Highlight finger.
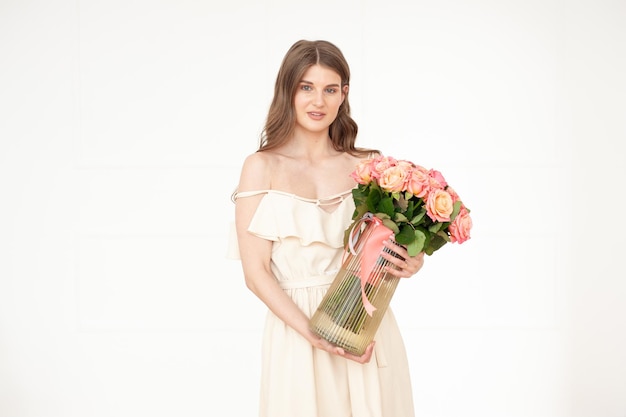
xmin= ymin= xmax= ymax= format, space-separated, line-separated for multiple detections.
xmin=381 ymin=249 xmax=407 ymax=269
xmin=383 ymin=240 xmax=408 ymax=257
xmin=340 ymin=342 xmax=375 ymax=363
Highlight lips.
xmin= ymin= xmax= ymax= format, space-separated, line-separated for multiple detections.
xmin=307 ymin=112 xmax=326 ymax=120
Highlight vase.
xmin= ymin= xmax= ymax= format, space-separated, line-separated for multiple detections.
xmin=309 ymin=217 xmax=404 ymax=356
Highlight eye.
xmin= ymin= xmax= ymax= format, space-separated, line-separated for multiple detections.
xmin=300 ymin=84 xmax=313 ymax=91
xmin=325 ymin=88 xmax=337 ymax=94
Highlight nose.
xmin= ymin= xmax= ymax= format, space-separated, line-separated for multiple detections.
xmin=312 ymin=90 xmax=324 ymax=107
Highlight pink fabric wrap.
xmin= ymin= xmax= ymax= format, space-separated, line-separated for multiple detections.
xmin=348 ymin=214 xmax=394 ymax=316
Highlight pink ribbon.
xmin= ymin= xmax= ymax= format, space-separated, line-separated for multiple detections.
xmin=347 ymin=213 xmax=394 ymax=316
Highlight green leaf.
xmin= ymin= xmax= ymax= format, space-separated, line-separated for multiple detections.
xmin=437 ymin=230 xmax=450 ymax=240
xmin=411 ymin=208 xmax=426 ymax=225
xmin=343 ymin=220 xmax=357 ymax=247
xmin=404 ymin=199 xmax=415 ymax=219
xmin=407 ymin=229 xmax=426 ymax=256
xmin=395 ymin=224 xmax=416 ymax=245
xmin=377 ymin=196 xmax=395 ymax=217
xmin=352 ymin=185 xmax=366 ymax=198
xmin=382 ymin=218 xmax=399 ymax=234
xmin=353 ymin=204 xmax=369 ymax=221
xmin=426 ymin=233 xmax=448 ymax=255
xmin=450 ymin=200 xmax=462 ymax=221
xmin=394 ymin=212 xmax=409 ymax=223
xmin=418 ymin=226 xmax=431 ymax=252
xmin=429 ymin=222 xmax=443 ymax=233
xmin=365 ymin=187 xmax=382 ymax=212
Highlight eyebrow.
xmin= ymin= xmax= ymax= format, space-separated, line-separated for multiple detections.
xmin=300 ymin=80 xmax=341 ymax=88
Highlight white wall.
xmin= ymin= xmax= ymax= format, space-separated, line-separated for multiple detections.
xmin=1 ymin=0 xmax=624 ymax=416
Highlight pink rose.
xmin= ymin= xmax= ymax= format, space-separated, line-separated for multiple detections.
xmin=449 ymin=207 xmax=472 ymax=243
xmin=428 ymin=176 xmax=445 ymax=191
xmin=446 ymin=185 xmax=460 ymax=203
xmin=429 ymin=169 xmax=448 ymax=188
xmin=425 ymin=189 xmax=454 ymax=222
xmin=406 ymin=166 xmax=430 ymax=198
xmin=350 ymin=159 xmax=374 ymax=184
xmin=378 ymin=165 xmax=409 ymax=192
xmin=371 ymin=155 xmax=398 ymax=179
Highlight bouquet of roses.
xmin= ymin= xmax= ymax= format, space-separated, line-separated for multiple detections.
xmin=347 ymin=155 xmax=473 ymax=256
xmin=309 ymin=154 xmax=473 ymax=355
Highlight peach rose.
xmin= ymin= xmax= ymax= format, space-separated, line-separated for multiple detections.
xmin=449 ymin=207 xmax=472 ymax=243
xmin=396 ymin=159 xmax=414 ymax=172
xmin=350 ymin=160 xmax=374 ymax=184
xmin=425 ymin=189 xmax=454 ymax=222
xmin=378 ymin=165 xmax=409 ymax=192
xmin=406 ymin=165 xmax=430 ymax=198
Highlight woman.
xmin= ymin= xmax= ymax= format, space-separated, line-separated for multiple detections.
xmin=233 ymin=39 xmax=425 ymax=417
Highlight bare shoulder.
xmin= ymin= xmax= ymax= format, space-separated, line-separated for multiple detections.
xmin=238 ymin=151 xmax=274 ymax=191
xmin=241 ymin=151 xmax=271 ymax=172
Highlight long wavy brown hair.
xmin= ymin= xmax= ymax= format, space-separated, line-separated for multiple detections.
xmin=258 ymin=40 xmax=377 ymax=156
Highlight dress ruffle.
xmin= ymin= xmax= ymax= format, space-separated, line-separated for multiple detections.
xmin=246 ymin=192 xmax=355 ymax=248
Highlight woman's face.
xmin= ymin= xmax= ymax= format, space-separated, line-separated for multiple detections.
xmin=293 ymin=64 xmax=347 ymax=137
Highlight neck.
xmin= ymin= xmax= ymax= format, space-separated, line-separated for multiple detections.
xmin=289 ymin=129 xmax=335 ymax=158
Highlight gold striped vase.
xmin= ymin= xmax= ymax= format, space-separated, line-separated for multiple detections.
xmin=309 ymin=220 xmax=403 ymax=356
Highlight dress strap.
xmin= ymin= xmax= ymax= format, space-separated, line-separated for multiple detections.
xmin=233 ymin=189 xmax=353 ymax=206
xmin=232 ymin=190 xmax=270 ymax=200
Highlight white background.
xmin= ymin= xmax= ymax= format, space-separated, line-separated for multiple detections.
xmin=1 ymin=0 xmax=625 ymax=416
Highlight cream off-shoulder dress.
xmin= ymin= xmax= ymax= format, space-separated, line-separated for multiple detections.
xmin=230 ymin=189 xmax=415 ymax=417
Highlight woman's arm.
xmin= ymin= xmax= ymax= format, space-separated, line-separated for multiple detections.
xmin=234 ymin=153 xmax=374 ymax=363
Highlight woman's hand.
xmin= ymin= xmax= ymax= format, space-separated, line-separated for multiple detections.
xmin=311 ymin=334 xmax=376 ymax=364
xmin=340 ymin=341 xmax=376 ymax=364
xmin=381 ymin=239 xmax=425 ymax=278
